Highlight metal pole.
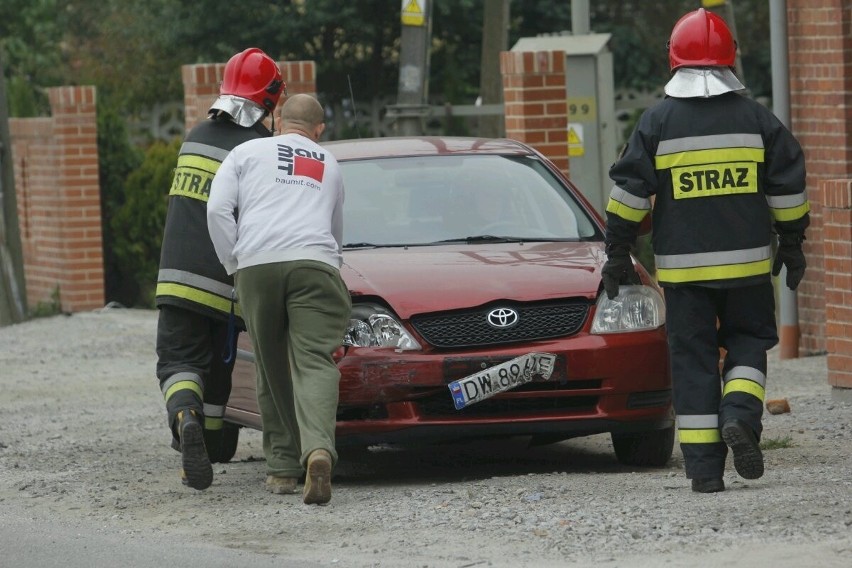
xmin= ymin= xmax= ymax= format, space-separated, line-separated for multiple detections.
xmin=0 ymin=47 xmax=27 ymax=324
xmin=572 ymin=0 xmax=590 ymax=35
xmin=702 ymin=1 xmax=746 ymax=85
xmin=770 ymin=0 xmax=798 ymax=359
xmin=391 ymin=0 xmax=433 ymax=136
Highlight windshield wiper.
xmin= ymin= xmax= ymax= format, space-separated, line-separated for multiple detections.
xmin=345 ymin=236 xmax=576 ymax=249
xmin=343 ymin=242 xmax=435 ymax=249
xmin=432 ymin=235 xmax=557 ymax=244
xmin=464 ymin=235 xmax=519 ymax=243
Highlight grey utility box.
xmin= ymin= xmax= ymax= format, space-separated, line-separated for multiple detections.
xmin=511 ymin=33 xmax=617 ymax=215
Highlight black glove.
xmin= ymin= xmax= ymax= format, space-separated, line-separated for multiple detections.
xmin=602 ymin=244 xmax=640 ymax=300
xmin=772 ymin=233 xmax=806 ymax=290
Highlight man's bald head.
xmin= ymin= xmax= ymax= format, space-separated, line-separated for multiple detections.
xmin=280 ymin=94 xmax=325 ymax=140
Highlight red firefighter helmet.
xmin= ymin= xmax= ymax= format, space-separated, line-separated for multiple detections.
xmin=219 ymin=48 xmax=285 ymax=113
xmin=668 ymin=8 xmax=737 ymax=72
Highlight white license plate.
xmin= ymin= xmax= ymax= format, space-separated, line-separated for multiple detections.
xmin=448 ymin=352 xmax=558 ymax=410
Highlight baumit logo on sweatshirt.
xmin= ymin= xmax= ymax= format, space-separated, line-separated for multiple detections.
xmin=277 ymin=143 xmax=325 ymax=182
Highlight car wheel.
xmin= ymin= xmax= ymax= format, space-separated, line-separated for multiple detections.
xmin=219 ymin=422 xmax=240 ymax=463
xmin=611 ymin=425 xmax=675 ymax=467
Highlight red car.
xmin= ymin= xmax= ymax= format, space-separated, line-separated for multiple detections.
xmin=224 ymin=136 xmax=673 ymax=467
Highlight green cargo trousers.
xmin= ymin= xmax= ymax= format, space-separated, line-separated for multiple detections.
xmin=235 ymin=259 xmax=351 ymax=478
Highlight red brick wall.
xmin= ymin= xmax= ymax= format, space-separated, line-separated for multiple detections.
xmin=822 ymin=179 xmax=852 ymax=387
xmin=499 ymin=50 xmax=569 ymax=176
xmin=10 ymin=86 xmax=104 ymax=313
xmin=183 ymin=60 xmax=317 ymax=131
xmin=787 ymin=0 xmax=852 ymax=355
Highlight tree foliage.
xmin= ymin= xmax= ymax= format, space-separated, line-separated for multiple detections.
xmin=3 ymin=0 xmax=776 ymax=116
xmin=97 ymin=99 xmax=144 ymax=306
xmin=0 ymin=0 xmax=65 ymax=116
xmin=2 ymin=0 xmax=777 ymax=306
xmin=109 ymin=139 xmax=177 ymax=307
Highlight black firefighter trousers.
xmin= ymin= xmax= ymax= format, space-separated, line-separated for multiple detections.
xmin=156 ymin=304 xmax=237 ymax=460
xmin=664 ymin=282 xmax=778 ymax=479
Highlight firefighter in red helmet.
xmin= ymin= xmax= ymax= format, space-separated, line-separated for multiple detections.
xmin=602 ymin=9 xmax=809 ymax=493
xmin=156 ymin=48 xmax=285 ymax=490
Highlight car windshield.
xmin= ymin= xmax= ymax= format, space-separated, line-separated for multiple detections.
xmin=340 ymin=154 xmax=601 ymax=247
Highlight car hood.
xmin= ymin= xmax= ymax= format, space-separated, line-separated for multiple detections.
xmin=341 ymin=242 xmax=606 ymax=319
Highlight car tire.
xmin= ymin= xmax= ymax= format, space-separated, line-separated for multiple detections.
xmin=611 ymin=425 xmax=675 ymax=467
xmin=219 ymin=422 xmax=240 ymax=463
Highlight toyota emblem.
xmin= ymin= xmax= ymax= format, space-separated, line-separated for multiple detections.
xmin=486 ymin=307 xmax=519 ymax=329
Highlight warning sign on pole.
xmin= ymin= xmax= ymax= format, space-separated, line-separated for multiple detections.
xmin=568 ymin=123 xmax=584 ymax=157
xmin=401 ymin=0 xmax=427 ymax=26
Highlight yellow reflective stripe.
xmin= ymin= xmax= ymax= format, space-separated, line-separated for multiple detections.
xmin=671 ymin=162 xmax=758 ymax=199
xmin=723 ymin=378 xmax=766 ymax=401
xmin=156 ymin=282 xmax=242 ymax=318
xmin=178 ymin=154 xmax=220 ymax=174
xmin=771 ymin=200 xmax=810 ymax=222
xmin=606 ymin=197 xmax=649 ymax=223
xmin=678 ymin=429 xmax=722 ymax=444
xmin=655 ymin=147 xmax=765 ymax=169
xmin=204 ymin=417 xmax=224 ymax=430
xmin=168 ymin=155 xmax=220 ymax=201
xmin=164 ymin=380 xmax=202 ymax=402
xmin=657 ymin=258 xmax=771 ymax=284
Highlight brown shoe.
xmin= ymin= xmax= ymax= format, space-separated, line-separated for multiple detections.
xmin=265 ymin=475 xmax=298 ymax=494
xmin=303 ymin=449 xmax=333 ymax=505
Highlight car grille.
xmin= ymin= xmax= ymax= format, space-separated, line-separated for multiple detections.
xmin=410 ymin=300 xmax=590 ymax=348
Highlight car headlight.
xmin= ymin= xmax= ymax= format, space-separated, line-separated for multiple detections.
xmin=343 ymin=304 xmax=421 ymax=350
xmin=591 ymin=285 xmax=665 ymax=334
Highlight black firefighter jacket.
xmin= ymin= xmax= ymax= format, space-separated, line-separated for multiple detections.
xmin=156 ymin=117 xmax=272 ymax=323
xmin=605 ymin=91 xmax=810 ymax=288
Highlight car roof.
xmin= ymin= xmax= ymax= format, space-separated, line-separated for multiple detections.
xmin=322 ymin=136 xmax=537 ymax=162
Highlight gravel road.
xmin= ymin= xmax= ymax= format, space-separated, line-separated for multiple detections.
xmin=0 ymin=307 xmax=850 ymax=568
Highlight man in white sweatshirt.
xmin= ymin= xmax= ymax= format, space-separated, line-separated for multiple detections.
xmin=207 ymin=94 xmax=350 ymax=505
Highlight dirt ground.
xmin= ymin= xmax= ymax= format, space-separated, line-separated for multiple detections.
xmin=0 ymin=307 xmax=850 ymax=568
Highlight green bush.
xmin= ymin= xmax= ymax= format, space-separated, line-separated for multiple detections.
xmin=110 ymin=139 xmax=179 ymax=307
xmin=97 ymin=102 xmax=144 ymax=307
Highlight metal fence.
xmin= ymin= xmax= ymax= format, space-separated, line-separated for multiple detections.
xmin=126 ymin=89 xmax=667 ymax=145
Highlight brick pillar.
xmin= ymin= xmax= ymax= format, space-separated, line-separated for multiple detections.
xmin=500 ymin=50 xmax=569 ymax=176
xmin=10 ymin=86 xmax=104 ymax=313
xmin=787 ymin=0 xmax=852 ymax=354
xmin=48 ymin=86 xmax=104 ymax=311
xmin=822 ymin=179 xmax=852 ymax=389
xmin=183 ymin=60 xmax=317 ymax=131
xmin=10 ymin=117 xmax=53 ymax=309
xmin=182 ymin=63 xmax=220 ymax=130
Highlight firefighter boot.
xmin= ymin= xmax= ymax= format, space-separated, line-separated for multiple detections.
xmin=177 ymin=410 xmax=213 ymax=490
xmin=721 ymin=418 xmax=764 ymax=480
xmin=170 ymin=428 xmax=223 ymax=463
xmin=203 ymin=428 xmax=224 ymax=464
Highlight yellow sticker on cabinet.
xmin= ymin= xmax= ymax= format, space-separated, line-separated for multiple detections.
xmin=401 ymin=0 xmax=426 ymax=26
xmin=568 ymin=123 xmax=585 ymax=157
